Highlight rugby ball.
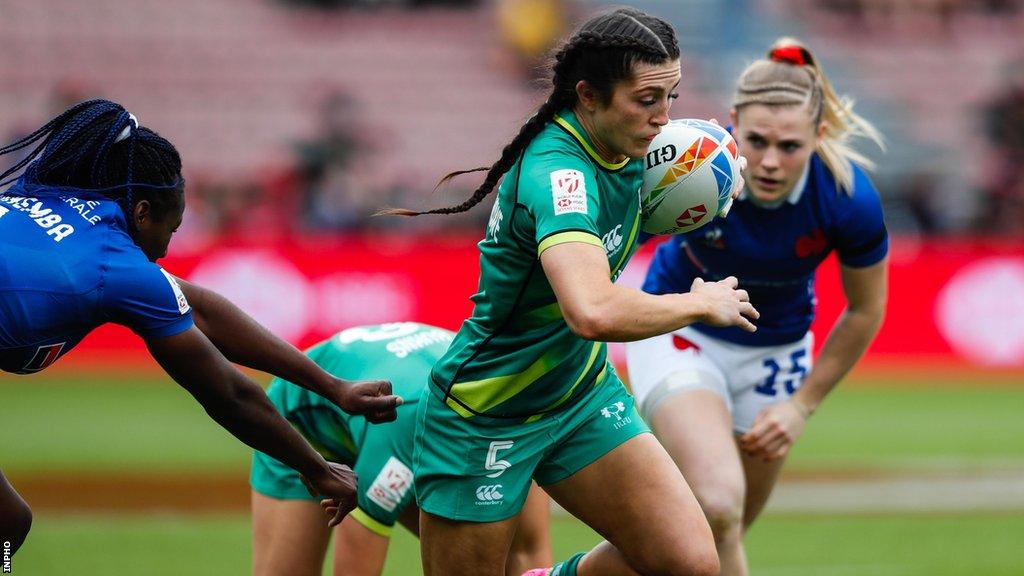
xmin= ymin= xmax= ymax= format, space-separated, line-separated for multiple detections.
xmin=641 ymin=119 xmax=741 ymax=235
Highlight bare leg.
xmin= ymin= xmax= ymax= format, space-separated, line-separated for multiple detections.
xmin=0 ymin=471 xmax=32 ymax=556
xmin=332 ymin=514 xmax=391 ymax=576
xmin=543 ymin=433 xmax=719 ymax=576
xmin=738 ymin=449 xmax=788 ymax=532
xmin=420 ymin=511 xmax=520 ymax=576
xmin=649 ymin=390 xmax=749 ymax=576
xmin=506 ymin=483 xmax=552 ymax=576
xmin=251 ymin=491 xmax=330 ymax=576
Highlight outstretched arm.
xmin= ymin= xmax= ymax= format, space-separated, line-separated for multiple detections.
xmin=741 ymin=257 xmax=888 ymax=460
xmin=174 ymin=277 xmax=400 ymax=422
xmin=146 ymin=326 xmax=356 ymax=525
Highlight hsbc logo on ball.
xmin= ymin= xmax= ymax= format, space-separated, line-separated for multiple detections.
xmin=675 ymin=204 xmax=708 ymax=227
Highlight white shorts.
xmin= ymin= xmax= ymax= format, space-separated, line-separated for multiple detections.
xmin=625 ymin=327 xmax=813 ymax=433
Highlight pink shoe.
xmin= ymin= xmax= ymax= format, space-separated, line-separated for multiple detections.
xmin=521 ymin=570 xmax=551 ymax=576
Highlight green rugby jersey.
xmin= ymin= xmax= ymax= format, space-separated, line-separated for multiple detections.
xmin=267 ymin=323 xmax=454 ymax=461
xmin=430 ymin=110 xmax=644 ymax=421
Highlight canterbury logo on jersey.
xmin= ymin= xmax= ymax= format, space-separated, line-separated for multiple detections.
xmin=17 ymin=342 xmax=66 ymax=374
xmin=475 ymin=484 xmax=504 ymax=504
xmin=602 ymin=225 xmax=623 ymax=256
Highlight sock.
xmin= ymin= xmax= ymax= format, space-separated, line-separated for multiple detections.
xmin=549 ymin=552 xmax=586 ymax=576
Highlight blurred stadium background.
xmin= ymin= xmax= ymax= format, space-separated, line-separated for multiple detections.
xmin=2 ymin=0 xmax=1023 ymax=574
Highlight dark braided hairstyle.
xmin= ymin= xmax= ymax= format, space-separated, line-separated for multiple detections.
xmin=0 ymin=99 xmax=184 ymax=228
xmin=382 ymin=7 xmax=679 ymax=217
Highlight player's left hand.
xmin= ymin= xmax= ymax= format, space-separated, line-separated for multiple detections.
xmin=336 ymin=378 xmax=402 ymax=423
xmin=739 ymin=399 xmax=808 ymax=461
xmin=301 ymin=462 xmax=358 ymax=527
xmin=707 ymin=118 xmax=746 ymax=217
xmin=733 ymin=155 xmax=748 ymax=200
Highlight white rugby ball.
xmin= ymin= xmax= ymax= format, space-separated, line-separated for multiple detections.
xmin=641 ymin=119 xmax=741 ymax=235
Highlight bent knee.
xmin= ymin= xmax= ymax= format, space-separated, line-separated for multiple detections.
xmin=636 ymin=548 xmax=720 ymax=576
xmin=630 ymin=534 xmax=719 ymax=576
xmin=697 ymin=491 xmax=744 ymax=542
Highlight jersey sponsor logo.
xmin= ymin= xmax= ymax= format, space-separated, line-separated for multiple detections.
xmin=795 ymin=228 xmax=828 ymax=258
xmin=475 ymin=484 xmax=504 ymax=505
xmin=160 ymin=269 xmax=191 ymax=314
xmin=0 ymin=205 xmax=9 ymax=218
xmin=550 ymin=169 xmax=587 ymax=216
xmin=366 ymin=456 xmax=414 ymax=512
xmin=600 ymin=401 xmax=632 ymax=430
xmin=18 ymin=342 xmax=66 ymax=374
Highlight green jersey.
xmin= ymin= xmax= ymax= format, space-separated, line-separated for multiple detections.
xmin=267 ymin=323 xmax=454 ymax=462
xmin=430 ymin=110 xmax=644 ymax=421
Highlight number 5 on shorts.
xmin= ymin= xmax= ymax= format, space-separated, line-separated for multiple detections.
xmin=485 ymin=440 xmax=514 ymax=478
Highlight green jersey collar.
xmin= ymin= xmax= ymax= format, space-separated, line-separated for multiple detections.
xmin=553 ymin=110 xmax=631 ymax=172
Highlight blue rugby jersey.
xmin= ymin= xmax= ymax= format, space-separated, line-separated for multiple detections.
xmin=642 ymin=154 xmax=888 ymax=346
xmin=0 ymin=188 xmax=193 ymax=374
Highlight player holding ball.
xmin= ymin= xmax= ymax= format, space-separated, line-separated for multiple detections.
xmin=384 ymin=7 xmax=756 ymax=576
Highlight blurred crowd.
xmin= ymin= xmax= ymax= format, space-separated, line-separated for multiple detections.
xmin=975 ymin=59 xmax=1024 ymax=236
xmin=2 ymin=0 xmax=1022 ymax=238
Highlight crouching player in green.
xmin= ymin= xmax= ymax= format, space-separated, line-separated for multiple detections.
xmin=251 ymin=322 xmax=552 ymax=576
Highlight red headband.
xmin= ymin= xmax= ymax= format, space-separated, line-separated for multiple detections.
xmin=769 ymin=45 xmax=814 ymax=67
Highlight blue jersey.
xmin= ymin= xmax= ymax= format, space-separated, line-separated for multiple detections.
xmin=0 ymin=188 xmax=193 ymax=374
xmin=642 ymin=154 xmax=888 ymax=346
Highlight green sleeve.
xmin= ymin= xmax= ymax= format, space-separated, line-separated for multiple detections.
xmin=517 ymin=148 xmax=604 ymax=256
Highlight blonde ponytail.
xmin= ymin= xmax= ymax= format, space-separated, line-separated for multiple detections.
xmin=732 ymin=37 xmax=884 ymax=193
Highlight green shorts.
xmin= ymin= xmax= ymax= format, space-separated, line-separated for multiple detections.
xmin=250 ymin=401 xmax=419 ymax=537
xmin=413 ymin=365 xmax=649 ymax=522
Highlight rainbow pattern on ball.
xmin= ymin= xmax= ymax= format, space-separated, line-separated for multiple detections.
xmin=648 ymin=121 xmax=739 ymax=209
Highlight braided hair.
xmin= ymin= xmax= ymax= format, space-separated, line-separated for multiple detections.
xmin=0 ymin=99 xmax=184 ymax=227
xmin=382 ymin=8 xmax=679 ymax=217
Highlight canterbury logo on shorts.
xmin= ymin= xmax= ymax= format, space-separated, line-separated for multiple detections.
xmin=475 ymin=484 xmax=504 ymax=505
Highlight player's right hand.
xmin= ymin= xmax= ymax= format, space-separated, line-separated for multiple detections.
xmin=302 ymin=462 xmax=358 ymax=527
xmin=336 ymin=378 xmax=402 ymax=423
xmin=690 ymin=276 xmax=759 ymax=332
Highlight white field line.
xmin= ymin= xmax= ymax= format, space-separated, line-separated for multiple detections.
xmin=769 ymin=470 xmax=1024 ymax=513
xmin=551 ymin=470 xmax=1024 ymax=515
xmin=755 ymin=563 xmax=907 ymax=576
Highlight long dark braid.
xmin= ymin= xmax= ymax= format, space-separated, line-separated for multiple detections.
xmin=381 ymin=8 xmax=678 ymax=217
xmin=0 ymin=99 xmax=184 ymax=225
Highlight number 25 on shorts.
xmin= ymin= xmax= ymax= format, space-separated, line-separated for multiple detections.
xmin=485 ymin=440 xmax=514 ymax=478
xmin=755 ymin=349 xmax=808 ymax=397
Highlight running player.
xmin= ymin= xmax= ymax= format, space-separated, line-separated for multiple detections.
xmin=626 ymin=39 xmax=889 ymax=576
xmin=251 ymin=322 xmax=552 ymax=576
xmin=0 ymin=100 xmax=400 ymax=555
xmin=384 ymin=8 xmax=758 ymax=576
